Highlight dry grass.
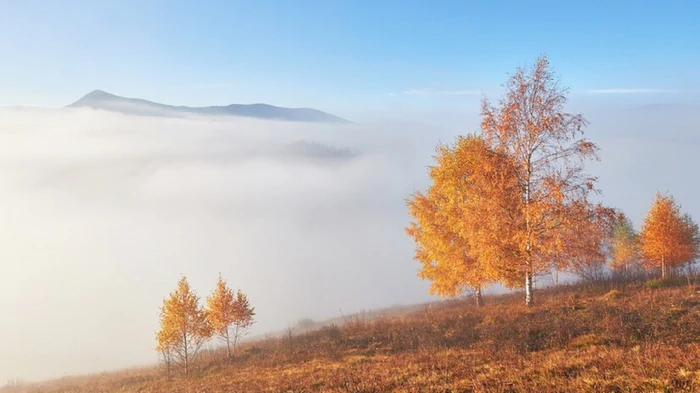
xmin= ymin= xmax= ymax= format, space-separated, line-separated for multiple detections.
xmin=5 ymin=278 xmax=700 ymax=392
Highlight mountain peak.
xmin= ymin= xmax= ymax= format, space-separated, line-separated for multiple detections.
xmin=82 ymin=89 xmax=117 ymax=99
xmin=88 ymin=89 xmax=107 ymax=95
xmin=67 ymin=91 xmax=350 ymax=123
xmin=68 ymin=90 xmax=120 ymax=107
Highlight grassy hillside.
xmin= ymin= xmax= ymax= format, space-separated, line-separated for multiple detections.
xmin=5 ymin=278 xmax=700 ymax=393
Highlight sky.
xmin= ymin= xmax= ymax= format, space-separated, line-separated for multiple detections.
xmin=0 ymin=0 xmax=699 ymax=118
xmin=0 ymin=0 xmax=699 ymax=385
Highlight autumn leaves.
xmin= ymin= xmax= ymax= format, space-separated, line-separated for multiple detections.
xmin=406 ymin=135 xmax=522 ymax=305
xmin=407 ymin=56 xmax=604 ymax=306
xmin=156 ymin=275 xmax=255 ymax=375
xmin=639 ymin=193 xmax=700 ymax=279
xmin=406 ymin=55 xmax=699 ymax=306
xmin=207 ymin=275 xmax=256 ymax=361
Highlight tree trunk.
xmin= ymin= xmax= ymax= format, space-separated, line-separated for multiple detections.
xmin=555 ymin=268 xmax=559 ymax=286
xmin=661 ymin=257 xmax=667 ymax=279
xmin=184 ymin=353 xmax=188 ymax=376
xmin=232 ymin=324 xmax=240 ymax=357
xmin=475 ymin=287 xmax=484 ymax=307
xmin=525 ymin=271 xmax=533 ymax=306
xmin=183 ymin=332 xmax=189 ymax=375
xmin=184 ymin=351 xmax=188 ymax=375
xmin=525 ymin=162 xmax=533 ymax=307
xmin=226 ymin=329 xmax=231 ymax=358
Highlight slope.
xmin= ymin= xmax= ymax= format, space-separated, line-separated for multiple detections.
xmin=4 ymin=277 xmax=699 ymax=392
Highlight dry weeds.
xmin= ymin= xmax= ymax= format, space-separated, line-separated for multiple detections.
xmin=5 ymin=279 xmax=699 ymax=392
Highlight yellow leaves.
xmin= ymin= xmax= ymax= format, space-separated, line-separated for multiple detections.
xmin=406 ymin=135 xmax=522 ymax=296
xmin=232 ymin=289 xmax=256 ymax=331
xmin=640 ymin=192 xmax=699 ymax=277
xmin=204 ymin=275 xmax=256 ymax=357
xmin=156 ymin=276 xmax=212 ymax=373
xmin=157 ymin=275 xmax=256 ymax=367
xmin=206 ymin=274 xmax=236 ymax=337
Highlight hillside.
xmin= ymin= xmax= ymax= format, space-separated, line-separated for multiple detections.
xmin=67 ymin=90 xmax=351 ymax=123
xmin=5 ymin=278 xmax=699 ymax=393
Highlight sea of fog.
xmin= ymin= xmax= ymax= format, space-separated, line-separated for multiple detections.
xmin=0 ymin=101 xmax=698 ymax=382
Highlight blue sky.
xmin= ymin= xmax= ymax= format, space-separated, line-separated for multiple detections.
xmin=0 ymin=0 xmax=698 ymax=116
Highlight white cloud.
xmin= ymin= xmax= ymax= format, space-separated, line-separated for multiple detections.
xmin=402 ymin=88 xmax=484 ymax=96
xmin=585 ymin=88 xmax=682 ymax=95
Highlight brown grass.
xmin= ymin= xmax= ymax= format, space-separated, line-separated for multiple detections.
xmin=5 ymin=279 xmax=700 ymax=392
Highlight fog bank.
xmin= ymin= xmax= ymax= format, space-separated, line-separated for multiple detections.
xmin=1 ymin=102 xmax=699 ymax=382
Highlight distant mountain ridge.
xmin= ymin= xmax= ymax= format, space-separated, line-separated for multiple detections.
xmin=67 ymin=90 xmax=350 ymax=123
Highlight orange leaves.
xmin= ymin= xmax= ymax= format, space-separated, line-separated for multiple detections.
xmin=204 ymin=275 xmax=255 ymax=358
xmin=408 ymin=56 xmax=605 ymax=306
xmin=157 ymin=275 xmax=256 ymax=368
xmin=640 ymin=192 xmax=699 ymax=278
xmin=479 ymin=55 xmax=602 ymax=292
xmin=406 ymin=187 xmax=474 ymax=297
xmin=406 ymin=135 xmax=522 ymax=297
xmin=554 ymin=204 xmax=616 ymax=282
xmin=156 ymin=276 xmax=212 ymax=374
xmin=231 ymin=289 xmax=256 ymax=341
xmin=206 ymin=274 xmax=236 ymax=336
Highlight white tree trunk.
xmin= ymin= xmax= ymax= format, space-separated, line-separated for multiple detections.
xmin=661 ymin=257 xmax=667 ymax=279
xmin=525 ymin=271 xmax=533 ymax=306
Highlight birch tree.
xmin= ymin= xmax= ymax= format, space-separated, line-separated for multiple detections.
xmin=640 ymin=192 xmax=700 ymax=278
xmin=406 ymin=135 xmax=522 ymax=306
xmin=407 ymin=56 xmax=604 ymax=306
xmin=479 ymin=55 xmax=601 ymax=305
xmin=205 ymin=274 xmax=237 ymax=358
xmin=230 ymin=289 xmax=255 ymax=356
xmin=156 ymin=276 xmax=212 ymax=375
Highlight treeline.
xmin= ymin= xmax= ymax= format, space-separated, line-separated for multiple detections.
xmin=406 ymin=55 xmax=700 ymax=306
xmin=155 ymin=275 xmax=255 ymax=375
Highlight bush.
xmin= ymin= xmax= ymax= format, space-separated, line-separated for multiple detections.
xmin=645 ymin=279 xmax=664 ymax=289
xmin=644 ymin=276 xmax=687 ymax=289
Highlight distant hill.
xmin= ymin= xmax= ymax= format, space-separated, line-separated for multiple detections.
xmin=67 ymin=90 xmax=351 ymax=123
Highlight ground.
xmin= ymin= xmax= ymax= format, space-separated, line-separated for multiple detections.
xmin=5 ymin=278 xmax=700 ymax=392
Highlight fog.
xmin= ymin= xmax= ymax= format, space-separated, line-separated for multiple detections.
xmin=1 ymin=101 xmax=699 ymax=382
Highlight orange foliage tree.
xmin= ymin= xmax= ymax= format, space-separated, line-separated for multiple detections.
xmin=156 ymin=276 xmax=212 ymax=375
xmin=230 ymin=289 xmax=256 ymax=356
xmin=408 ymin=56 xmax=606 ymax=306
xmin=406 ymin=135 xmax=522 ymax=306
xmin=640 ymin=192 xmax=700 ymax=278
xmin=205 ymin=274 xmax=255 ymax=358
xmin=205 ymin=274 xmax=237 ymax=358
xmin=555 ymin=204 xmax=616 ymax=282
xmin=479 ymin=55 xmax=603 ymax=305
